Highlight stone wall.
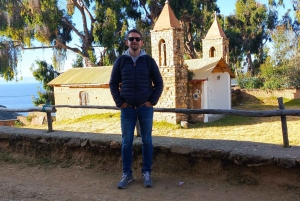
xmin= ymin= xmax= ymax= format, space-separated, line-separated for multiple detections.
xmin=151 ymin=29 xmax=184 ymax=67
xmin=241 ymin=88 xmax=300 ymax=100
xmin=154 ymin=65 xmax=189 ymax=124
xmin=231 ymin=88 xmax=300 ymax=104
xmin=150 ymin=28 xmax=188 ymax=124
xmin=202 ymin=38 xmax=229 ymax=63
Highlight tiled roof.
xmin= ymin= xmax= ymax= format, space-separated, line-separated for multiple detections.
xmin=153 ymin=1 xmax=181 ymax=30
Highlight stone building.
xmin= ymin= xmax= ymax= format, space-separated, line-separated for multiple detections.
xmin=49 ymin=1 xmax=234 ymax=123
xmin=150 ymin=1 xmax=234 ymax=123
xmin=150 ymin=1 xmax=188 ymax=123
xmin=202 ymin=12 xmax=230 ymax=63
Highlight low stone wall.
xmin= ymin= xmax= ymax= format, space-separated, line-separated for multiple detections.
xmin=1 ymin=127 xmax=300 ymax=187
xmin=242 ymin=88 xmax=300 ymax=99
xmin=231 ymin=88 xmax=300 ymax=104
xmin=0 ymin=127 xmax=299 ymax=170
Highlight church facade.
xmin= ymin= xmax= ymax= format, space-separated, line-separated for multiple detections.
xmin=150 ymin=1 xmax=234 ymax=123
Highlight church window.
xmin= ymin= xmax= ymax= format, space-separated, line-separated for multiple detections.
xmin=158 ymin=39 xmax=166 ymax=66
xmin=209 ymin=47 xmax=216 ymax=57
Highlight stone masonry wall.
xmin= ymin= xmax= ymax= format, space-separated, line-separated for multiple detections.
xmin=240 ymin=88 xmax=300 ymax=100
xmin=151 ymin=29 xmax=184 ymax=67
xmin=202 ymin=38 xmax=229 ymax=63
xmin=150 ymin=28 xmax=188 ymax=124
xmin=155 ymin=65 xmax=189 ymax=124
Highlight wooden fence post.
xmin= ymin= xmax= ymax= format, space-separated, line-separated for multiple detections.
xmin=46 ymin=112 xmax=53 ymax=132
xmin=277 ymin=97 xmax=290 ymax=148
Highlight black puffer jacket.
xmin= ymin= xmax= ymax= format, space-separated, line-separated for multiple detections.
xmin=109 ymin=51 xmax=163 ymax=107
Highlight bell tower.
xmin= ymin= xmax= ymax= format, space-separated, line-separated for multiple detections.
xmin=151 ymin=1 xmax=184 ymax=67
xmin=150 ymin=0 xmax=188 ymax=124
xmin=202 ymin=12 xmax=229 ymax=63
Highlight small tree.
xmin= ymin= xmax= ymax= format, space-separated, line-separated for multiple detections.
xmin=260 ymin=56 xmax=286 ymax=89
xmin=31 ymin=61 xmax=60 ymax=106
xmin=260 ymin=19 xmax=300 ymax=89
xmin=237 ymin=73 xmax=263 ymax=89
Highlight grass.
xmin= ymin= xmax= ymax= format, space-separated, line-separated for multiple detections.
xmin=151 ymin=97 xmax=300 ymax=146
xmin=22 ymin=97 xmax=300 ymax=146
xmin=14 ymin=120 xmax=23 ymax=128
xmin=0 ymin=152 xmax=18 ymax=164
xmin=153 ymin=121 xmax=180 ymax=129
xmin=57 ymin=113 xmax=120 ymax=124
xmin=190 ymin=116 xmax=258 ymax=128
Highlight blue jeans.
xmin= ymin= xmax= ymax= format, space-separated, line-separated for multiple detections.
xmin=121 ymin=105 xmax=154 ymax=175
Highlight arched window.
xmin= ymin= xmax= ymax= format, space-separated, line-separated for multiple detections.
xmin=209 ymin=47 xmax=216 ymax=57
xmin=79 ymin=91 xmax=89 ymax=105
xmin=158 ymin=39 xmax=166 ymax=66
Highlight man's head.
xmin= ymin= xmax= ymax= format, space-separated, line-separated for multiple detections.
xmin=126 ymin=29 xmax=143 ymax=40
xmin=126 ymin=28 xmax=144 ymax=52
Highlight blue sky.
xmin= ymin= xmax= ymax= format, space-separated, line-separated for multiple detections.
xmin=0 ymin=0 xmax=294 ymax=84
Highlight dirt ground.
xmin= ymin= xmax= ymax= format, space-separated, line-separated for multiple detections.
xmin=14 ymin=113 xmax=300 ymax=200
xmin=0 ymin=161 xmax=299 ymax=201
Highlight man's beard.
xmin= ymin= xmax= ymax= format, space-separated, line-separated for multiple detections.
xmin=130 ymin=45 xmax=139 ymax=51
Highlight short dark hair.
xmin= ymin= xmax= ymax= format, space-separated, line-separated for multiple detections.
xmin=126 ymin=28 xmax=143 ymax=39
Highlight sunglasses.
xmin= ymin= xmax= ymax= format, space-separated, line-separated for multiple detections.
xmin=128 ymin=37 xmax=142 ymax=42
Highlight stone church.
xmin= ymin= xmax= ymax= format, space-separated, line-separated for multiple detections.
xmin=49 ymin=1 xmax=234 ymax=124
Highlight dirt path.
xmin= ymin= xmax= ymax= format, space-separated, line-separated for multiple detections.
xmin=0 ymin=162 xmax=299 ymax=201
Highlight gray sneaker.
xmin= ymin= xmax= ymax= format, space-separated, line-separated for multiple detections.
xmin=117 ymin=173 xmax=134 ymax=189
xmin=142 ymin=172 xmax=153 ymax=188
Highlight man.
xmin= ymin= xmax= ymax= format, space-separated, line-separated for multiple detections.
xmin=109 ymin=28 xmax=163 ymax=189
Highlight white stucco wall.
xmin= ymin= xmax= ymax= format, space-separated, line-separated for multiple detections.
xmin=202 ymin=72 xmax=231 ymax=122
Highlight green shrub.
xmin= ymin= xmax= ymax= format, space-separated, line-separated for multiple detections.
xmin=237 ymin=76 xmax=263 ymax=89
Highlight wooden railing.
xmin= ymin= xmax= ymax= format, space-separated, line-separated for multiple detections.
xmin=1 ymin=97 xmax=299 ymax=148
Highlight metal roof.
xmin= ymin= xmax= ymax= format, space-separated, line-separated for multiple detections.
xmin=48 ymin=66 xmax=112 ymax=86
xmin=184 ymin=57 xmax=234 ymax=80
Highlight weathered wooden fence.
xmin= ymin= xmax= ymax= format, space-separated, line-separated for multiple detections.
xmin=1 ymin=97 xmax=299 ymax=148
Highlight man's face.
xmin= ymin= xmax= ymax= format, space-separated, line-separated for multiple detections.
xmin=126 ymin=32 xmax=143 ymax=51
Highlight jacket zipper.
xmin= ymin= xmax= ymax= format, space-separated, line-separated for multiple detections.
xmin=134 ymin=61 xmax=137 ymax=106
